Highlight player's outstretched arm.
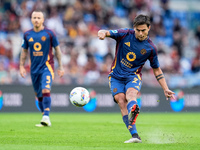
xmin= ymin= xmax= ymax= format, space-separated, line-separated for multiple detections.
xmin=19 ymin=48 xmax=28 ymax=78
xmin=153 ymin=67 xmax=175 ymax=100
xmin=55 ymin=46 xmax=64 ymax=78
xmin=98 ymin=30 xmax=110 ymax=40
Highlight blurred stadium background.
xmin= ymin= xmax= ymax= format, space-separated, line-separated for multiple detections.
xmin=0 ymin=0 xmax=200 ymax=112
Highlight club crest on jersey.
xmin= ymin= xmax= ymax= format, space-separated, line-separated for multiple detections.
xmin=126 ymin=52 xmax=136 ymax=61
xmin=140 ymin=49 xmax=147 ymax=55
xmin=111 ymin=30 xmax=118 ymax=33
xmin=41 ymin=36 xmax=46 ymax=41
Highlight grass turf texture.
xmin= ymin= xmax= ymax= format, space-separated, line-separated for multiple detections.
xmin=0 ymin=113 xmax=200 ymax=150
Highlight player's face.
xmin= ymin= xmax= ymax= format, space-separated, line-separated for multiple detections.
xmin=31 ymin=12 xmax=44 ymax=28
xmin=134 ymin=24 xmax=150 ymax=41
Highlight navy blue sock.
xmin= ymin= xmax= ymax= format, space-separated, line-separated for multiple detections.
xmin=127 ymin=101 xmax=138 ymax=135
xmin=38 ymin=97 xmax=44 ymax=113
xmin=123 ymin=115 xmax=129 ymax=128
xmin=43 ymin=93 xmax=51 ymax=116
xmin=123 ymin=114 xmax=138 ymax=135
xmin=127 ymin=101 xmax=137 ymax=114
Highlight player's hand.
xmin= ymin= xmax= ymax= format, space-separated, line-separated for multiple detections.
xmin=19 ymin=66 xmax=26 ymax=78
xmin=164 ymin=89 xmax=175 ymax=100
xmin=98 ymin=30 xmax=106 ymax=40
xmin=57 ymin=67 xmax=64 ymax=78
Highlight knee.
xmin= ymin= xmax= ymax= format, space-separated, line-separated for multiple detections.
xmin=117 ymin=99 xmax=127 ymax=108
xmin=115 ymin=94 xmax=127 ymax=108
xmin=126 ymin=88 xmax=138 ymax=101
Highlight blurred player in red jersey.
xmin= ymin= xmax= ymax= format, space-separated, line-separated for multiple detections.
xmin=98 ymin=14 xmax=175 ymax=143
xmin=20 ymin=10 xmax=64 ymax=127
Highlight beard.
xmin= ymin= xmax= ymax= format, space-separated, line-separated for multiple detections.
xmin=137 ymin=37 xmax=144 ymax=41
xmin=137 ymin=35 xmax=147 ymax=41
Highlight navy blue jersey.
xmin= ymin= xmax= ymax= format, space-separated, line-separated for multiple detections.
xmin=22 ymin=28 xmax=59 ymax=77
xmin=109 ymin=28 xmax=159 ymax=80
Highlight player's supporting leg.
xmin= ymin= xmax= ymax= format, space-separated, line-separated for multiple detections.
xmin=38 ymin=97 xmax=44 ymax=113
xmin=40 ymin=93 xmax=51 ymax=126
xmin=43 ymin=93 xmax=51 ymax=116
xmin=35 ymin=97 xmax=45 ymax=127
xmin=123 ymin=115 xmax=137 ymax=135
xmin=124 ymin=100 xmax=141 ymax=143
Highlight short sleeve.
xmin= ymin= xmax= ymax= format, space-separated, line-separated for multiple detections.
xmin=109 ymin=28 xmax=129 ymax=41
xmin=51 ymin=32 xmax=59 ymax=48
xmin=149 ymin=46 xmax=160 ymax=68
xmin=21 ymin=33 xmax=29 ymax=49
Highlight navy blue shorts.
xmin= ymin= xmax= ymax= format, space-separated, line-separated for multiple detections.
xmin=31 ymin=69 xmax=53 ymax=97
xmin=108 ymin=75 xmax=142 ymax=99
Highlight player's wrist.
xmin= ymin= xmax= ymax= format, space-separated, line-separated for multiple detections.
xmin=19 ymin=64 xmax=25 ymax=68
xmin=164 ymin=89 xmax=170 ymax=93
xmin=58 ymin=66 xmax=64 ymax=70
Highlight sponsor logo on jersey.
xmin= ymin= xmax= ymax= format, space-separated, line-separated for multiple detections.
xmin=125 ymin=42 xmax=130 ymax=47
xmin=121 ymin=58 xmax=133 ymax=68
xmin=41 ymin=36 xmax=46 ymax=41
xmin=140 ymin=49 xmax=147 ymax=55
xmin=29 ymin=37 xmax=34 ymax=42
xmin=34 ymin=42 xmax=42 ymax=51
xmin=22 ymin=39 xmax=24 ymax=45
xmin=33 ymin=52 xmax=43 ymax=56
xmin=126 ymin=52 xmax=136 ymax=61
xmin=111 ymin=30 xmax=118 ymax=33
xmin=33 ymin=42 xmax=43 ymax=56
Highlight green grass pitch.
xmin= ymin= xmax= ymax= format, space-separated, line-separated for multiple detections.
xmin=0 ymin=112 xmax=200 ymax=150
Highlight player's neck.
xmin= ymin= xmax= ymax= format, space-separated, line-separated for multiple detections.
xmin=33 ymin=25 xmax=44 ymax=32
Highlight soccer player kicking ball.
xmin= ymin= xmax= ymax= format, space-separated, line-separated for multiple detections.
xmin=98 ymin=14 xmax=175 ymax=143
xmin=20 ymin=10 xmax=64 ymax=127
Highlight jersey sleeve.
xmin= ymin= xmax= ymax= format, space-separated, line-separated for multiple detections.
xmin=51 ymin=31 xmax=59 ymax=48
xmin=21 ymin=33 xmax=29 ymax=49
xmin=109 ymin=28 xmax=129 ymax=41
xmin=148 ymin=45 xmax=160 ymax=68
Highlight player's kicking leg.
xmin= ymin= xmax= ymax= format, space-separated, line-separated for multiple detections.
xmin=128 ymin=104 xmax=140 ymax=125
xmin=125 ymin=101 xmax=141 ymax=143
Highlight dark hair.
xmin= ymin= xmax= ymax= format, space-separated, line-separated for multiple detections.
xmin=133 ymin=14 xmax=151 ymax=27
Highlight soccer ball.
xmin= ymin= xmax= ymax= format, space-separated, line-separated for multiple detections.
xmin=69 ymin=87 xmax=90 ymax=107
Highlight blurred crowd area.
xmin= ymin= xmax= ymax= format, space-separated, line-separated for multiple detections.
xmin=0 ymin=0 xmax=200 ymax=88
